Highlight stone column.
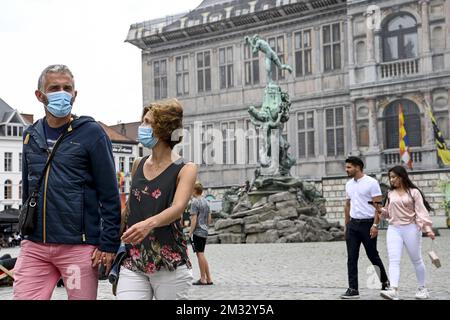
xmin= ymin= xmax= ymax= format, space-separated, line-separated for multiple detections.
xmin=367 ymin=97 xmax=379 ymax=151
xmin=445 ymin=0 xmax=450 ymax=68
xmin=347 ymin=15 xmax=355 ymax=66
xmin=364 ymin=11 xmax=377 ymax=82
xmin=420 ymin=0 xmax=431 ymax=54
xmin=420 ymin=0 xmax=433 ymax=73
xmin=364 ymin=12 xmax=375 ymax=63
xmin=423 ymin=91 xmax=434 ymax=146
xmin=365 ymin=97 xmax=381 ymax=172
xmin=350 ymin=101 xmax=360 ymax=155
xmin=447 ymin=88 xmax=450 ymax=138
xmin=347 ymin=15 xmax=356 ymax=85
xmin=314 ymin=25 xmax=322 ymax=91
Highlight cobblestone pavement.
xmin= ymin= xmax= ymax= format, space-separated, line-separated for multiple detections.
xmin=1 ymin=229 xmax=449 ymax=300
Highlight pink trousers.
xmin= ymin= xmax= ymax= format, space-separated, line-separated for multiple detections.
xmin=13 ymin=240 xmax=98 ymax=300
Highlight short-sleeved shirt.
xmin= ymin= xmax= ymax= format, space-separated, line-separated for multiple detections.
xmin=190 ymin=197 xmax=210 ymax=238
xmin=345 ymin=175 xmax=382 ymax=219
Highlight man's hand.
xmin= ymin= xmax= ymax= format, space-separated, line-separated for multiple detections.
xmin=121 ymin=219 xmax=152 ymax=245
xmin=91 ymin=249 xmax=115 ymax=275
xmin=369 ymin=226 xmax=378 ymax=239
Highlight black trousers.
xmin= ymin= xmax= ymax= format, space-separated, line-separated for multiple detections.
xmin=345 ymin=219 xmax=389 ymax=290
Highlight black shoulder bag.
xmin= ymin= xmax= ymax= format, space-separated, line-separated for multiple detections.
xmin=18 ymin=129 xmax=71 ymax=236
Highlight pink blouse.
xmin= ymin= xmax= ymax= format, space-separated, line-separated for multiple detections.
xmin=380 ymin=188 xmax=433 ymax=233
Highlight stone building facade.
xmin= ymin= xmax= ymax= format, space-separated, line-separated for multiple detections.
xmin=126 ymin=0 xmax=450 ymax=226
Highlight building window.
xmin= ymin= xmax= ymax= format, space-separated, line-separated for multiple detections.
xmin=297 ymin=111 xmax=315 ymax=158
xmin=244 ymin=43 xmax=260 ymax=85
xmin=154 ymin=59 xmax=167 ymax=100
xmin=201 ymin=124 xmax=214 ymax=165
xmin=197 ymin=51 xmax=211 ymax=93
xmin=19 ymin=181 xmax=22 ymax=199
xmin=268 ymin=35 xmax=286 ymax=81
xmin=4 ymin=152 xmax=12 ymax=172
xmin=358 ymin=124 xmax=369 ymax=147
xmin=325 ymin=107 xmax=345 ymax=156
xmin=219 ymin=47 xmax=234 ymax=89
xmin=294 ymin=30 xmax=312 ymax=77
xmin=176 ymin=55 xmax=189 ymax=96
xmin=19 ymin=153 xmax=22 ymax=172
xmin=222 ymin=122 xmax=236 ymax=165
xmin=128 ymin=157 xmax=135 ymax=174
xmin=323 ymin=23 xmax=341 ymax=71
xmin=246 ymin=120 xmax=260 ymax=164
xmin=119 ymin=157 xmax=125 ymax=173
xmin=437 ymin=116 xmax=449 ymax=139
xmin=382 ymin=13 xmax=417 ymax=61
xmin=384 ymin=99 xmax=421 ymax=149
xmin=4 ymin=180 xmax=12 ymax=199
xmin=177 ymin=126 xmax=192 ymax=161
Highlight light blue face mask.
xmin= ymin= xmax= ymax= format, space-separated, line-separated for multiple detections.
xmin=138 ymin=126 xmax=159 ymax=149
xmin=45 ymin=91 xmax=73 ymax=118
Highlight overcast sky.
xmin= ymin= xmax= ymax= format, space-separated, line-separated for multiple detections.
xmin=0 ymin=0 xmax=201 ymax=125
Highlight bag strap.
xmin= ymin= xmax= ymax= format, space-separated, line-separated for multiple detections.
xmin=120 ymin=157 xmax=143 ymax=235
xmin=29 ymin=122 xmax=73 ymax=197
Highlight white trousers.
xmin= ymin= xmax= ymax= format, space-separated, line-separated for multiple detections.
xmin=386 ymin=224 xmax=426 ymax=288
xmin=116 ymin=265 xmax=193 ymax=300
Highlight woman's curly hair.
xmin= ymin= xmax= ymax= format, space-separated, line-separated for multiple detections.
xmin=142 ymin=98 xmax=183 ymax=149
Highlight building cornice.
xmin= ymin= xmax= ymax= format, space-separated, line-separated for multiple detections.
xmin=127 ymin=0 xmax=347 ymax=51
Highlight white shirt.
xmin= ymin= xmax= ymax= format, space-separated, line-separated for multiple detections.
xmin=345 ymin=175 xmax=382 ymax=219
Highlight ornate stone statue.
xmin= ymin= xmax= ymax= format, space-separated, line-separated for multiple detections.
xmin=246 ymin=35 xmax=295 ymax=178
xmin=245 ymin=34 xmax=293 ymax=83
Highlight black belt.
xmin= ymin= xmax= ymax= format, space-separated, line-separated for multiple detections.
xmin=350 ymin=218 xmax=374 ymax=223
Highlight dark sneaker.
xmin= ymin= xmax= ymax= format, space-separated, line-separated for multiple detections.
xmin=381 ymin=281 xmax=390 ymax=291
xmin=340 ymin=288 xmax=360 ymax=299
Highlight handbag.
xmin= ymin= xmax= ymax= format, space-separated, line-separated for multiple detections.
xmin=18 ymin=128 xmax=71 ymax=235
xmin=428 ymin=240 xmax=441 ymax=268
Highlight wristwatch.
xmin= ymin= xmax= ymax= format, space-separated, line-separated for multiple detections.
xmin=372 ymin=223 xmax=379 ymax=229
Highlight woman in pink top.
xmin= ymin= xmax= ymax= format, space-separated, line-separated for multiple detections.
xmin=376 ymin=166 xmax=435 ymax=300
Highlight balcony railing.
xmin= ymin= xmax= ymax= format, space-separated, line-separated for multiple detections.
xmin=383 ymin=150 xmax=422 ymax=166
xmin=379 ymin=58 xmax=420 ymax=79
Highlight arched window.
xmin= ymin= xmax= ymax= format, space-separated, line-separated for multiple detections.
xmin=4 ymin=180 xmax=12 ymax=199
xmin=382 ymin=13 xmax=418 ymax=61
xmin=384 ymin=99 xmax=422 ymax=149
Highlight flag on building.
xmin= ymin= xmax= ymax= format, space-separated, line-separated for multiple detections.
xmin=425 ymin=102 xmax=450 ymax=166
xmin=399 ymin=104 xmax=413 ymax=169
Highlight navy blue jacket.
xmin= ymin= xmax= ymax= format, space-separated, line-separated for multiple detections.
xmin=22 ymin=116 xmax=121 ymax=253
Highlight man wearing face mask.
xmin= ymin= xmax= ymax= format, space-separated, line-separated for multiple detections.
xmin=13 ymin=64 xmax=121 ymax=300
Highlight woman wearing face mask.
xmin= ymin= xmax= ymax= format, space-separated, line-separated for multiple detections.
xmin=116 ymin=99 xmax=197 ymax=300
xmin=377 ymin=166 xmax=435 ymax=300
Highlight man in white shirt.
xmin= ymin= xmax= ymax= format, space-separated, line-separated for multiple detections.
xmin=340 ymin=156 xmax=390 ymax=299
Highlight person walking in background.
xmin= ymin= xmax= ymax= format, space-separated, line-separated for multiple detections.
xmin=116 ymin=99 xmax=197 ymax=300
xmin=14 ymin=64 xmax=121 ymax=300
xmin=377 ymin=165 xmax=435 ymax=300
xmin=341 ymin=156 xmax=390 ymax=299
xmin=189 ymin=181 xmax=213 ymax=286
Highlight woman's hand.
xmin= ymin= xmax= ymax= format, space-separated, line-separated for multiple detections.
xmin=121 ymin=219 xmax=154 ymax=245
xmin=427 ymin=230 xmax=436 ymax=240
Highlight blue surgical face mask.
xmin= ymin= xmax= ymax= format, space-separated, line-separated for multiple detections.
xmin=138 ymin=126 xmax=159 ymax=149
xmin=44 ymin=91 xmax=73 ymax=118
